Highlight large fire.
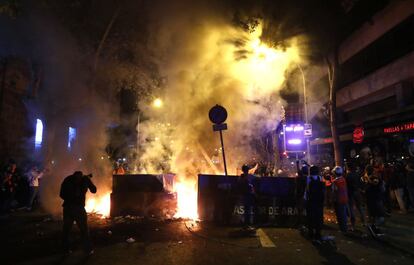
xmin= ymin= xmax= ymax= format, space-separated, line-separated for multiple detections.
xmin=173 ymin=180 xmax=199 ymax=220
xmin=88 ymin=21 xmax=302 ymax=221
xmin=85 ymin=193 xmax=111 ymax=218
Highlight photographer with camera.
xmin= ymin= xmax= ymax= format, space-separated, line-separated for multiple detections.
xmin=60 ymin=171 xmax=96 ymax=255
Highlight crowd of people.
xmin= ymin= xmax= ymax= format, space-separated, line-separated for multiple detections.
xmin=0 ymin=159 xmax=46 ymax=215
xmin=298 ymin=157 xmax=414 ymax=242
xmin=237 ymin=156 xmax=414 ymax=241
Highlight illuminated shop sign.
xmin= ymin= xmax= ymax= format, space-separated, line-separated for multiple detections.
xmin=383 ymin=122 xmax=414 ymax=134
xmin=284 ymin=124 xmax=306 ymax=152
xmin=353 ymin=126 xmax=364 ymax=144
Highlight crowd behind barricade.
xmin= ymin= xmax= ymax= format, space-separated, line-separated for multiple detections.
xmin=239 ymin=155 xmax=414 ymax=240
xmin=0 ymin=158 xmax=47 ymax=215
xmin=298 ymin=156 xmax=414 ymax=240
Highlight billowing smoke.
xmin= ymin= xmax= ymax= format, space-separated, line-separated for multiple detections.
xmin=1 ymin=0 xmax=320 ymax=218
xmin=0 ymin=3 xmax=114 ymax=216
xmin=137 ymin=0 xmax=305 ymax=179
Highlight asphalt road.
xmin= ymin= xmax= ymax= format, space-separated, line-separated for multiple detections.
xmin=0 ymin=211 xmax=413 ymax=265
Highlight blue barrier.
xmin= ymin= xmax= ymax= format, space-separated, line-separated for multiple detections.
xmin=198 ymin=174 xmax=305 ymax=226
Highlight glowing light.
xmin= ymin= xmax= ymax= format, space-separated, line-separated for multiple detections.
xmin=153 ymin=98 xmax=163 ymax=108
xmin=35 ymin=119 xmax=43 ymax=149
xmin=288 ymin=139 xmax=302 ymax=145
xmin=231 ymin=23 xmax=301 ymax=100
xmin=174 ymin=180 xmax=198 ymax=220
xmin=85 ymin=193 xmax=111 ymax=218
xmin=68 ymin=127 xmax=77 ymax=150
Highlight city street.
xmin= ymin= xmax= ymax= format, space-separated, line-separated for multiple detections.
xmin=1 ymin=210 xmax=413 ymax=265
xmin=1 ymin=1 xmax=414 ymax=265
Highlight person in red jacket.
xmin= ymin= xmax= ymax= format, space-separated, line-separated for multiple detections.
xmin=332 ymin=166 xmax=349 ymax=233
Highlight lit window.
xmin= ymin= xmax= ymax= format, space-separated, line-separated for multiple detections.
xmin=68 ymin=127 xmax=77 ymax=150
xmin=35 ymin=119 xmax=43 ymax=149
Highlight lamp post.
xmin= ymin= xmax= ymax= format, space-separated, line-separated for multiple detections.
xmin=298 ymin=65 xmax=311 ymax=163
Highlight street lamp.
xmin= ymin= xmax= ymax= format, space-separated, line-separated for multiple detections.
xmin=153 ymin=98 xmax=163 ymax=108
xmin=298 ymin=64 xmax=311 ymax=163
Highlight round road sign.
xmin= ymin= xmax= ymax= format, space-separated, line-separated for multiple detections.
xmin=209 ymin=105 xmax=227 ymax=124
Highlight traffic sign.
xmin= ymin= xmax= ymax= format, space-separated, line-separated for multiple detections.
xmin=304 ymin=123 xmax=312 ymax=138
xmin=213 ymin=123 xmax=228 ymax=131
xmin=209 ymin=105 xmax=227 ymax=124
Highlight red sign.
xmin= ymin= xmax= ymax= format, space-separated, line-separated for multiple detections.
xmin=353 ymin=126 xmax=364 ymax=144
xmin=384 ymin=122 xmax=414 ymax=134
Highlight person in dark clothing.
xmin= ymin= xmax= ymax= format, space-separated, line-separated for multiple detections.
xmin=60 ymin=171 xmax=97 ymax=254
xmin=305 ymin=165 xmax=325 ymax=241
xmin=1 ymin=160 xmax=19 ymax=213
xmin=345 ymin=163 xmax=366 ymax=229
xmin=362 ymin=165 xmax=384 ymax=236
xmin=296 ymin=160 xmax=308 ymax=225
xmin=406 ymin=160 xmax=414 ymax=210
xmin=239 ymin=164 xmax=256 ymax=229
xmin=389 ymin=162 xmax=407 ymax=213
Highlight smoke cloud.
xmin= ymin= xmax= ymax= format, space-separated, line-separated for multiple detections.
xmin=137 ymin=0 xmax=305 ymax=179
xmin=1 ymin=2 xmax=114 ymax=216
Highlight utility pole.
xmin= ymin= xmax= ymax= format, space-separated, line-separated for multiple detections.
xmin=298 ymin=65 xmax=311 ymax=163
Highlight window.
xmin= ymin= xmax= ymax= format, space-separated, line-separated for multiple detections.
xmin=35 ymin=119 xmax=43 ymax=149
xmin=68 ymin=127 xmax=77 ymax=151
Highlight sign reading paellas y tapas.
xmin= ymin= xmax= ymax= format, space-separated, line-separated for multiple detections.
xmin=384 ymin=121 xmax=414 ymax=134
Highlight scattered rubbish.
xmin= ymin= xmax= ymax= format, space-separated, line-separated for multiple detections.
xmin=36 ymin=231 xmax=44 ymax=237
xmin=359 ymin=258 xmax=366 ymax=262
xmin=296 ymin=249 xmax=301 ymax=252
xmin=43 ymin=217 xmax=52 ymax=222
xmin=35 ymin=223 xmax=40 ymax=227
xmin=178 ymin=241 xmax=183 ymax=244
xmin=107 ymin=230 xmax=113 ymax=235
xmin=155 ymin=228 xmax=159 ymax=231
xmin=126 ymin=237 xmax=135 ymax=243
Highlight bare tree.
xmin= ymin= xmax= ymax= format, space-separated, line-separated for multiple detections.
xmin=326 ymin=51 xmax=342 ymax=166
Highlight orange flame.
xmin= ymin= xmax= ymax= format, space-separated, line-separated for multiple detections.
xmin=173 ymin=180 xmax=198 ymax=220
xmin=85 ymin=193 xmax=111 ymax=218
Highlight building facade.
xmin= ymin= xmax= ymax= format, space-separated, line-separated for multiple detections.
xmin=311 ymin=1 xmax=414 ymax=164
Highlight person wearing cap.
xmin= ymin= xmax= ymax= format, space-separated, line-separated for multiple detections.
xmin=332 ymin=166 xmax=349 ymax=233
xmin=60 ymin=171 xmax=97 ymax=254
xmin=304 ymin=165 xmax=325 ymax=241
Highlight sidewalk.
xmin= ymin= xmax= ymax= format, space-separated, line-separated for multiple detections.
xmin=381 ymin=211 xmax=414 ymax=255
xmin=323 ymin=208 xmax=414 ymax=256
